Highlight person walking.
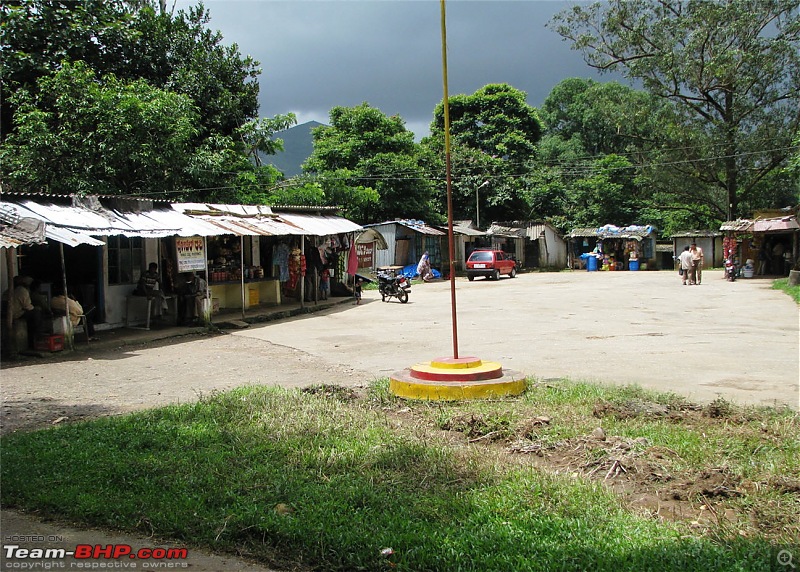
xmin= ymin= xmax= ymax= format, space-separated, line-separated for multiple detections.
xmin=678 ymin=246 xmax=693 ymax=285
xmin=689 ymin=242 xmax=704 ymax=285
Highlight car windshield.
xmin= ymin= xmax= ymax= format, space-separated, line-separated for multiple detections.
xmin=469 ymin=251 xmax=493 ymax=262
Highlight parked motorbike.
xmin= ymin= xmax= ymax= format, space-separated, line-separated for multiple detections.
xmin=725 ymin=258 xmax=737 ymax=281
xmin=377 ymin=266 xmax=411 ymax=303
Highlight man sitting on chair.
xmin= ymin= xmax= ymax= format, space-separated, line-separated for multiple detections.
xmin=135 ymin=262 xmax=168 ymax=314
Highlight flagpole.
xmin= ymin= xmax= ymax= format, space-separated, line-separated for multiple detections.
xmin=440 ymin=0 xmax=458 ymax=359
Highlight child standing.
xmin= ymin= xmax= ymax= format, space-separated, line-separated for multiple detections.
xmin=354 ymin=278 xmax=362 ymax=305
xmin=320 ymin=268 xmax=330 ymax=300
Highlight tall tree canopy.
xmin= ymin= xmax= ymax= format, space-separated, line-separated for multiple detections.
xmin=423 ymin=83 xmax=543 ymax=225
xmin=303 ymin=103 xmax=431 ymax=223
xmin=1 ymin=0 xmax=268 ymax=202
xmin=1 ymin=1 xmax=259 ymax=141
xmin=550 ymin=0 xmax=800 ymax=220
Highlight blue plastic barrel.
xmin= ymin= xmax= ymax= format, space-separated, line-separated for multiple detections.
xmin=629 ymin=260 xmax=640 ymax=271
xmin=587 ymin=255 xmax=598 ymax=272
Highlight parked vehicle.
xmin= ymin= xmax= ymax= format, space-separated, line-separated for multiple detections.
xmin=377 ymin=265 xmax=411 ymax=303
xmin=466 ymin=249 xmax=517 ymax=281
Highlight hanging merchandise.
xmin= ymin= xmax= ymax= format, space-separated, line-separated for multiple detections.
xmin=273 ymin=242 xmax=290 ymax=282
xmin=287 ymin=247 xmax=302 ymax=291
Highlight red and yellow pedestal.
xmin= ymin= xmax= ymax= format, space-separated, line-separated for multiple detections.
xmin=389 ymin=356 xmax=525 ymax=400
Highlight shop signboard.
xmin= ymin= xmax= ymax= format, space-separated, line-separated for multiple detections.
xmin=357 ymin=241 xmax=374 ymax=269
xmin=176 ymin=236 xmax=206 ymax=272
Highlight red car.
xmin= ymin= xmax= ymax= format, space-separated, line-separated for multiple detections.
xmin=466 ymin=249 xmax=517 ymax=281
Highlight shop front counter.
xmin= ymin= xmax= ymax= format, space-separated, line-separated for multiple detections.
xmin=209 ymin=279 xmax=281 ymax=311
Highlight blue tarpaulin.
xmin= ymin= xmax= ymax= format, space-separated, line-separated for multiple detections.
xmin=400 ymin=264 xmax=442 ymax=279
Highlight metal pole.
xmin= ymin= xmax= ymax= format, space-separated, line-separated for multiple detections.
xmin=59 ymin=242 xmax=74 ymax=350
xmin=5 ymin=248 xmax=18 ymax=355
xmin=476 ymin=187 xmax=480 ymax=229
xmin=441 ymin=0 xmax=458 ymax=359
xmin=203 ymin=235 xmax=211 ymax=324
xmin=240 ymin=236 xmax=245 ymax=321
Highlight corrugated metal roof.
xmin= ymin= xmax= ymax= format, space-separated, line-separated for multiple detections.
xmin=364 ymin=220 xmax=445 ymax=236
xmin=0 ymin=197 xmax=361 ymax=245
xmin=487 ymin=224 xmax=526 ymax=238
xmin=669 ymin=230 xmax=723 ymax=238
xmin=449 ymin=221 xmax=486 ymax=237
xmin=720 ymin=219 xmax=754 ymax=232
xmin=567 ymin=225 xmax=656 ymax=240
xmin=172 ymin=204 xmax=361 ymax=236
xmin=0 ymin=201 xmax=105 ymax=246
xmin=277 ymin=212 xmax=362 ymax=236
xmin=0 ymin=217 xmax=46 ymax=248
xmin=171 ymin=204 xmax=284 ymax=236
xmin=4 ymin=198 xmax=205 ymax=239
xmin=753 ymin=216 xmax=799 ymax=233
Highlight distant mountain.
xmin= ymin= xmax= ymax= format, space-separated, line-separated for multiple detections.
xmin=261 ymin=120 xmax=324 ymax=178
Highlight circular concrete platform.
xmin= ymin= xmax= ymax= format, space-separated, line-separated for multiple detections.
xmin=390 ymin=356 xmax=526 ymax=400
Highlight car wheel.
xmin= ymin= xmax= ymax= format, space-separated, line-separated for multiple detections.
xmin=492 ymin=269 xmax=500 ymax=280
xmin=467 ymin=275 xmax=474 ymax=282
xmin=510 ymin=267 xmax=517 ymax=278
xmin=398 ymin=290 xmax=409 ymax=303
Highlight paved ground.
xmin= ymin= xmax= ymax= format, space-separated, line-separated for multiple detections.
xmin=1 ymin=269 xmax=798 ymax=571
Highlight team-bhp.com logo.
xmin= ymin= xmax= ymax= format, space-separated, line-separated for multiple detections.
xmin=4 ymin=543 xmax=188 ymax=567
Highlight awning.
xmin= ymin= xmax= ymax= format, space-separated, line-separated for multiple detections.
xmin=1 ymin=196 xmax=363 ymax=245
xmin=0 ymin=201 xmax=105 ymax=247
xmin=173 ymin=204 xmax=360 ymax=237
xmin=277 ymin=212 xmax=362 ymax=236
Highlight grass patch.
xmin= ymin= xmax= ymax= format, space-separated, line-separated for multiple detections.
xmin=2 ymin=382 xmax=798 ymax=571
xmin=772 ymin=277 xmax=800 ymax=303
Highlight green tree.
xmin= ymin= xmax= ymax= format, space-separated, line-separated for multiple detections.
xmin=1 ymin=1 xmax=260 ymax=142
xmin=567 ymin=154 xmax=641 ymax=228
xmin=2 ymin=62 xmax=198 ymax=196
xmin=535 ymin=78 xmax=672 ymax=230
xmin=550 ymin=0 xmax=800 ymax=219
xmin=303 ymin=103 xmax=431 ymax=223
xmin=423 ymin=83 xmax=543 ymax=225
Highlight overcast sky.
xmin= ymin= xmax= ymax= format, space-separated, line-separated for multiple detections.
xmin=177 ymin=1 xmax=621 ymax=139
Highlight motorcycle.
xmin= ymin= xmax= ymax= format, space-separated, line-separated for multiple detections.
xmin=725 ymin=258 xmax=737 ymax=281
xmin=377 ymin=265 xmax=411 ymax=303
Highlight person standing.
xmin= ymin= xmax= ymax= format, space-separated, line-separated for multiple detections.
xmin=319 ymin=268 xmax=330 ymax=300
xmin=689 ymin=242 xmax=704 ymax=285
xmin=354 ymin=278 xmax=363 ymax=305
xmin=678 ymin=246 xmax=693 ymax=285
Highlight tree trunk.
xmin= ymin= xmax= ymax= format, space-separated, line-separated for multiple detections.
xmin=724 ymin=90 xmax=738 ymax=220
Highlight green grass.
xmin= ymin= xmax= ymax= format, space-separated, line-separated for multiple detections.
xmin=2 ymin=382 xmax=798 ymax=571
xmin=772 ymin=277 xmax=800 ymax=303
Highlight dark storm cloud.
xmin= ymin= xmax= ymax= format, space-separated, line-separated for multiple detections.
xmin=186 ymin=1 xmax=616 ymax=138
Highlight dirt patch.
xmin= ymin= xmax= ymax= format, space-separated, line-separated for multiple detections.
xmin=376 ymin=398 xmax=798 ymax=540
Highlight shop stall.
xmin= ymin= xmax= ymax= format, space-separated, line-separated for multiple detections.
xmin=567 ymin=225 xmax=658 ymax=271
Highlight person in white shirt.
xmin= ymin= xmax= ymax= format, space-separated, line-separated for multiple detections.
xmin=678 ymin=246 xmax=693 ymax=286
